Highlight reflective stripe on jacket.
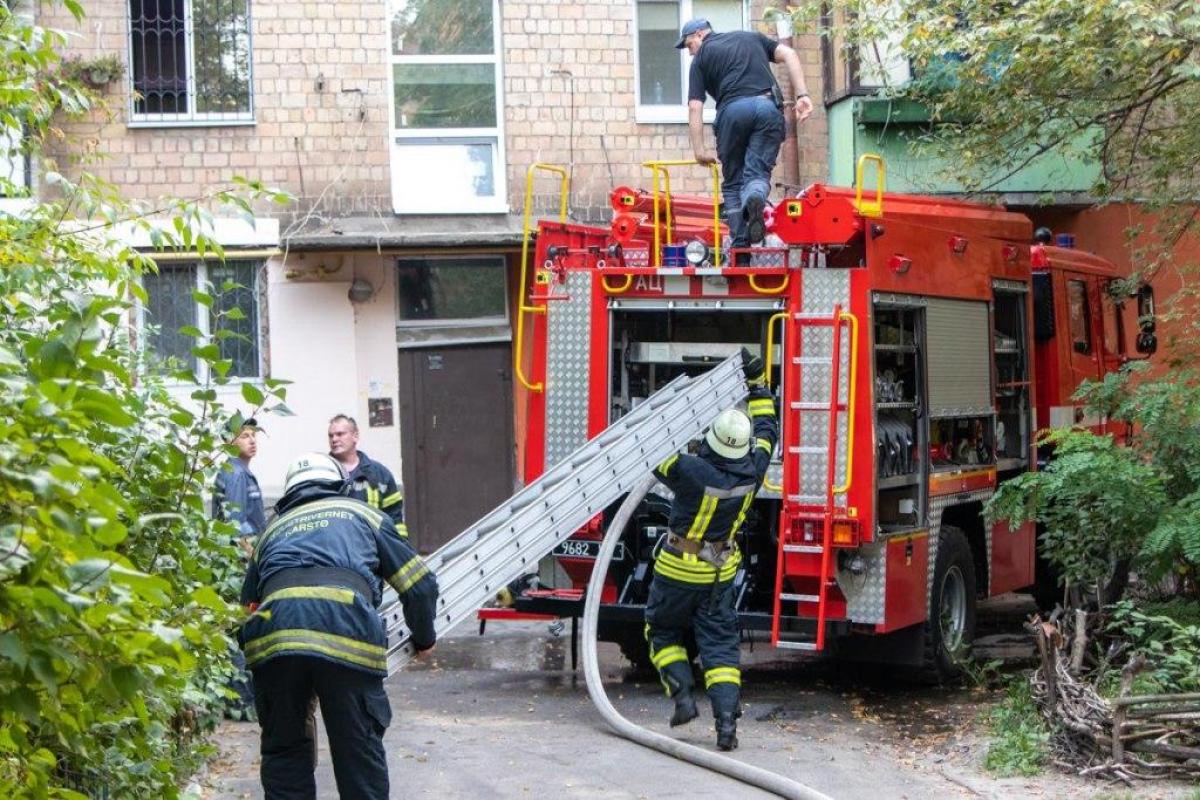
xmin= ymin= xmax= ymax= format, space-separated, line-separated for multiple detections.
xmin=239 ymin=487 xmax=436 ymax=675
xmin=343 ymin=450 xmax=405 ymax=527
xmin=651 ymin=387 xmax=778 ymax=585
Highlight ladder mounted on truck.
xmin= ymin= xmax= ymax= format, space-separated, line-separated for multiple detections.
xmin=771 ymin=305 xmax=859 ymax=652
xmin=380 ymin=353 xmax=750 ymax=676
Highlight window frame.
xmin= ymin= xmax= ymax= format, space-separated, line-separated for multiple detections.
xmin=633 ymin=0 xmax=748 ymax=125
xmin=126 ymin=0 xmax=256 ymax=128
xmin=394 ymin=254 xmax=509 ymax=332
xmin=1066 ymin=279 xmax=1093 ymax=356
xmin=387 ymin=0 xmax=508 ymax=214
xmin=138 ymin=259 xmax=265 ymax=381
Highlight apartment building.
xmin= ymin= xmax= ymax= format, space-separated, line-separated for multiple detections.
xmin=17 ymin=0 xmax=826 ymax=548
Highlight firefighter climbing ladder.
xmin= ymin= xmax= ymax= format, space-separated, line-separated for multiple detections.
xmin=380 ymin=353 xmax=750 ymax=676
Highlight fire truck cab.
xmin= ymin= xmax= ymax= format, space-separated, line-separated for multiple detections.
xmin=510 ymin=158 xmax=1151 ymax=678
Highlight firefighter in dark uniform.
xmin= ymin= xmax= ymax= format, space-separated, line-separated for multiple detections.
xmin=240 ymin=452 xmax=438 ymax=799
xmin=645 ymin=350 xmax=778 ymax=751
xmin=328 ymin=413 xmax=407 ymax=530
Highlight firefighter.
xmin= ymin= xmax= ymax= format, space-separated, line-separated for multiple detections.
xmin=240 ymin=452 xmax=438 ymax=799
xmin=676 ymin=18 xmax=812 ymax=251
xmin=644 ymin=349 xmax=778 ymax=751
xmin=327 ymin=413 xmax=407 ymax=529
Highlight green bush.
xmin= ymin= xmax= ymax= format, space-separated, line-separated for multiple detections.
xmin=0 ymin=3 xmax=289 ymax=796
xmin=983 ymin=678 xmax=1049 ymax=777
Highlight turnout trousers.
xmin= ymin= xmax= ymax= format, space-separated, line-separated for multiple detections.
xmin=644 ymin=575 xmax=742 ymax=717
xmin=252 ymin=656 xmax=393 ymax=800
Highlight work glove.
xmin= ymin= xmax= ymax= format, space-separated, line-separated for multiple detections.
xmin=739 ymin=347 xmax=766 ymax=386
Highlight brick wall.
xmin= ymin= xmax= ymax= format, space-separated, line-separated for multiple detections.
xmin=41 ymin=0 xmax=827 ymax=222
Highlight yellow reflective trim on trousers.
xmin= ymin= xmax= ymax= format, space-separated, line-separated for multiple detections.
xmin=657 ymin=454 xmax=679 ymax=477
xmin=650 ymin=644 xmax=688 ymax=669
xmin=755 ymin=437 xmax=772 ymax=453
xmin=704 ymin=667 xmax=741 ymax=688
xmin=260 ymin=586 xmax=356 ymax=607
xmin=244 ymin=640 xmax=387 ymax=672
xmin=244 ymin=628 xmax=385 ymax=658
xmin=381 ymin=491 xmax=403 ymax=508
xmin=394 ymin=523 xmax=410 ymax=539
xmin=686 ymin=495 xmax=718 ymax=541
xmin=654 ymin=550 xmax=741 ymax=583
xmin=747 ymin=399 xmax=774 ymax=417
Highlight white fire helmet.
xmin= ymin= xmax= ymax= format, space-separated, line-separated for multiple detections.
xmin=704 ymin=407 xmax=752 ymax=459
xmin=283 ymin=452 xmax=346 ymax=494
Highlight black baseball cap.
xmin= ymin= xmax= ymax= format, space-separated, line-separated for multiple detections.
xmin=675 ymin=18 xmax=711 ymax=48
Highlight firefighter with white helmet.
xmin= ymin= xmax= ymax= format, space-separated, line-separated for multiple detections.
xmin=239 ymin=452 xmax=438 ymax=798
xmin=645 ymin=349 xmax=779 ymax=751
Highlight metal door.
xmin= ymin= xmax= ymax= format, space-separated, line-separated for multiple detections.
xmin=398 ymin=343 xmax=515 ymax=552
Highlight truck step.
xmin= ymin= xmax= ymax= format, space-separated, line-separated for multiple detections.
xmin=783 ymin=544 xmax=824 ymax=554
xmin=774 ymin=640 xmax=819 ymax=652
xmin=779 ymin=593 xmax=820 ymax=603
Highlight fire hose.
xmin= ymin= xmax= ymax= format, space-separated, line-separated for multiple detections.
xmin=581 ymin=473 xmax=833 ymax=800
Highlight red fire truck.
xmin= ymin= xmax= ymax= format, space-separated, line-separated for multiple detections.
xmin=508 ymin=158 xmax=1155 ymax=679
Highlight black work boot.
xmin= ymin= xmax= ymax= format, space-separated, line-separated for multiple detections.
xmin=670 ymin=691 xmax=699 ymax=727
xmin=715 ymin=711 xmax=739 ymax=751
xmin=743 ymin=196 xmax=766 ymax=244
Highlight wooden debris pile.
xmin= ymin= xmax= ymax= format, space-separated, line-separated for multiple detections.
xmin=1028 ymin=609 xmax=1200 ymax=783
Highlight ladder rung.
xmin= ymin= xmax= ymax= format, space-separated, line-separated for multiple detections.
xmin=793 ymin=313 xmax=836 ymax=322
xmin=788 ymin=445 xmax=828 ymax=454
xmin=788 ymin=494 xmax=825 ymax=504
xmin=775 ymin=640 xmax=819 ymax=651
xmin=794 ymin=356 xmax=833 ymax=365
xmin=789 ymin=402 xmax=845 ymax=412
xmin=783 ymin=544 xmax=824 ymax=554
xmin=779 ymin=593 xmax=820 ymax=603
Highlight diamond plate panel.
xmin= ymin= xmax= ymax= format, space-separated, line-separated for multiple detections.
xmin=802 ymin=269 xmax=850 ymax=313
xmin=545 ymin=271 xmax=593 ymax=467
xmin=839 ymin=541 xmax=887 ymax=624
xmin=927 ymin=490 xmax=995 ymax=604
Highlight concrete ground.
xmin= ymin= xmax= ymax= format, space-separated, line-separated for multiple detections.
xmin=197 ymin=596 xmax=1199 ymax=800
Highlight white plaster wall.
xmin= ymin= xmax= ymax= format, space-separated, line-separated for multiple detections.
xmin=249 ymin=253 xmax=402 ymax=501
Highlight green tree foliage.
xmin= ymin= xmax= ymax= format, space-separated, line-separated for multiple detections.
xmin=988 ymin=365 xmax=1200 ymax=601
xmin=0 ymin=3 xmax=289 ymax=795
xmin=791 ymin=0 xmax=1200 ymax=205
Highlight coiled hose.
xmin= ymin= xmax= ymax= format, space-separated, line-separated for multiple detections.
xmin=581 ymin=473 xmax=833 ymax=800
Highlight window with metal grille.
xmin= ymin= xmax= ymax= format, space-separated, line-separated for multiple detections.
xmin=128 ymin=0 xmax=254 ymax=126
xmin=141 ymin=260 xmax=263 ymax=378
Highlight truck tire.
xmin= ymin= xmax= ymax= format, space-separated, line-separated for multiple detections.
xmin=921 ymin=526 xmax=977 ymax=683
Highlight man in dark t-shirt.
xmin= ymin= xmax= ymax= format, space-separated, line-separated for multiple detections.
xmin=675 ymin=18 xmax=813 ymax=252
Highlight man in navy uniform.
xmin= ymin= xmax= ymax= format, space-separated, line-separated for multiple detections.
xmin=240 ymin=452 xmax=438 ymax=798
xmin=328 ymin=414 xmax=406 ymax=530
xmin=645 ymin=349 xmax=778 ymax=751
xmin=213 ymin=416 xmax=266 ymax=550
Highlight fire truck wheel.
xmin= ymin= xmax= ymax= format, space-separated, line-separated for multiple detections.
xmin=922 ymin=526 xmax=977 ymax=683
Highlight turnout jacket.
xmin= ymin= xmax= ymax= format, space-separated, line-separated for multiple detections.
xmin=239 ymin=485 xmax=437 ymax=676
xmin=343 ymin=450 xmax=406 ymax=530
xmin=652 ymin=387 xmax=779 ymax=585
xmin=212 ymin=457 xmax=266 ymax=537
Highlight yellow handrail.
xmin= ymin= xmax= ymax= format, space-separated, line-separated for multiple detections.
xmin=747 ymin=273 xmax=790 ymax=295
xmin=515 ymin=163 xmax=569 ymax=392
xmin=601 ymin=273 xmax=634 ymax=294
xmin=764 ymin=312 xmax=787 ymax=388
xmin=854 ymin=153 xmax=885 ymax=218
xmin=641 ymin=160 xmax=722 ymax=267
xmin=832 ymin=310 xmax=859 ymax=495
xmin=760 ymin=312 xmax=788 ymax=493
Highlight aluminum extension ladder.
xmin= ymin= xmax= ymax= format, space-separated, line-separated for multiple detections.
xmin=381 ymin=353 xmax=750 ymax=676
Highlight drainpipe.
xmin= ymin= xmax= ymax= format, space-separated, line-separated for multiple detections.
xmin=772 ymin=4 xmax=802 ymax=192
